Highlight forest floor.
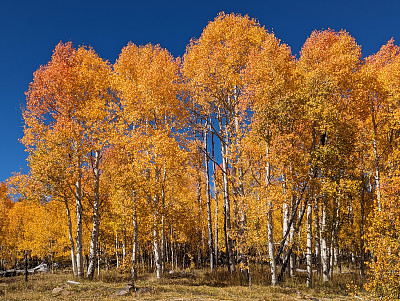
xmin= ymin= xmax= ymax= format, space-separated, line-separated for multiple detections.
xmin=0 ymin=267 xmax=372 ymax=300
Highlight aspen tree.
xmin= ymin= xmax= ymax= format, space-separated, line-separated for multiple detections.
xmin=183 ymin=12 xmax=267 ymax=273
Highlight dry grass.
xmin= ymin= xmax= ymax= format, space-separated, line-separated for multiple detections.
xmin=0 ymin=267 xmax=372 ymax=300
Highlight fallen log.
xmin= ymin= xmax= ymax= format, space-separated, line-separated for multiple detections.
xmin=67 ymin=280 xmax=80 ymax=285
xmin=0 ymin=262 xmax=49 ymax=277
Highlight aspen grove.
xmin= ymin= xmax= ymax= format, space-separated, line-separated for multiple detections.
xmin=2 ymin=12 xmax=400 ymax=299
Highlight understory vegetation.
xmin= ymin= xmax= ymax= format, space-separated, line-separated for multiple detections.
xmin=0 ymin=266 xmax=366 ymax=300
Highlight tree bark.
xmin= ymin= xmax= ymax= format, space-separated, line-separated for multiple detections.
xmin=153 ymin=167 xmax=162 ymax=279
xmin=278 ymin=198 xmax=309 ymax=281
xmin=212 ymin=132 xmax=219 ymax=267
xmin=115 ymin=231 xmax=119 ymax=269
xmin=314 ymin=195 xmax=321 ymax=275
xmin=265 ymin=145 xmax=277 ymax=285
xmin=360 ymin=172 xmax=366 ymax=277
xmin=161 ymin=169 xmax=166 ymax=274
xmin=122 ymin=227 xmax=127 ymax=265
xmin=131 ymin=189 xmax=138 ymax=280
xmin=320 ymin=196 xmax=329 ymax=282
xmin=87 ymin=150 xmax=101 ymax=279
xmin=75 ymin=172 xmax=84 ymax=278
xmin=218 ymin=111 xmax=235 ymax=273
xmin=306 ymin=198 xmax=313 ymax=288
xmin=267 ymin=204 xmax=277 ymax=285
xmin=97 ymin=242 xmax=101 ymax=277
xmin=64 ymin=197 xmax=77 ymax=276
xmin=289 ymin=196 xmax=297 ymax=278
xmin=153 ymin=215 xmax=162 ymax=278
xmin=204 ymin=125 xmax=214 ymax=272
xmin=370 ymin=102 xmax=382 ymax=210
xmin=24 ymin=250 xmax=28 ymax=282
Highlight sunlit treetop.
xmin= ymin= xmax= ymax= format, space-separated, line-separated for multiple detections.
xmin=298 ymin=29 xmax=361 ymax=87
xmin=113 ymin=43 xmax=184 ymax=129
xmin=182 ymin=12 xmax=268 ymax=112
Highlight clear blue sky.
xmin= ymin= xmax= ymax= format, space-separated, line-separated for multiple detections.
xmin=1 ymin=0 xmax=399 ymax=182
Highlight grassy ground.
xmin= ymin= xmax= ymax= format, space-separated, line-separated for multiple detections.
xmin=0 ymin=267 xmax=371 ymax=300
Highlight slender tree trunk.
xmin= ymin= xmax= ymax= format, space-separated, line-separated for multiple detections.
xmin=282 ymin=192 xmax=289 ymax=254
xmin=171 ymin=228 xmax=175 ymax=271
xmin=161 ymin=169 xmax=166 ymax=274
xmin=233 ymin=108 xmax=248 ymax=281
xmin=174 ymin=241 xmax=178 ymax=270
xmin=265 ymin=144 xmax=277 ymax=285
xmin=371 ymin=103 xmax=381 ymax=210
xmin=75 ymin=173 xmax=84 ymax=278
xmin=306 ymin=198 xmax=313 ymax=288
xmin=87 ymin=150 xmax=101 ymax=279
xmin=122 ymin=227 xmax=127 ymax=265
xmin=64 ymin=198 xmax=77 ymax=276
xmin=204 ymin=125 xmax=214 ymax=272
xmin=320 ymin=197 xmax=329 ymax=282
xmin=335 ymin=244 xmax=341 ymax=273
xmin=238 ymin=166 xmax=249 ymax=281
xmin=153 ymin=214 xmax=162 ymax=279
xmin=218 ymin=112 xmax=235 ymax=273
xmin=360 ymin=172 xmax=366 ymax=277
xmin=115 ymin=232 xmax=119 ymax=269
xmin=212 ymin=132 xmax=219 ymax=267
xmin=196 ymin=170 xmax=203 ymax=267
xmin=281 ymin=176 xmax=290 ymax=277
xmin=24 ymin=250 xmax=28 ymax=282
xmin=131 ymin=190 xmax=138 ymax=280
xmin=97 ymin=242 xmax=101 ymax=277
xmin=0 ymin=246 xmax=3 ymax=270
xmin=161 ymin=215 xmax=165 ymax=273
xmin=274 ymin=185 xmax=308 ymax=267
xmin=278 ymin=198 xmax=309 ymax=281
xmin=267 ymin=205 xmax=277 ymax=285
xmin=153 ymin=167 xmax=162 ymax=279
xmin=314 ymin=195 xmax=321 ymax=275
xmin=289 ymin=196 xmax=297 ymax=277
xmin=49 ymin=240 xmax=54 ymax=274
xmin=329 ymin=238 xmax=334 ymax=279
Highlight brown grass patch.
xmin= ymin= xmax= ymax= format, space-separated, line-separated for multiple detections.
xmin=0 ymin=267 xmax=371 ymax=300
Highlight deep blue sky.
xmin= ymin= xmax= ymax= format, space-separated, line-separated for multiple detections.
xmin=1 ymin=0 xmax=399 ymax=182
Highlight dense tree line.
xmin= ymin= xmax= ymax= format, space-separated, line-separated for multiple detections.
xmin=1 ymin=12 xmax=400 ymax=299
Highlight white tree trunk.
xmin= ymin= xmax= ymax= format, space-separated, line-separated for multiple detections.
xmin=97 ymin=242 xmax=101 ymax=277
xmin=87 ymin=150 xmax=101 ymax=279
xmin=267 ymin=204 xmax=277 ymax=285
xmin=329 ymin=239 xmax=334 ymax=279
xmin=153 ymin=214 xmax=162 ymax=279
xmin=314 ymin=196 xmax=321 ymax=275
xmin=64 ymin=198 xmax=77 ymax=276
xmin=360 ymin=174 xmax=366 ymax=276
xmin=212 ymin=132 xmax=219 ymax=267
xmin=131 ymin=190 xmax=138 ymax=280
xmin=371 ymin=103 xmax=382 ymax=210
xmin=218 ymin=112 xmax=235 ymax=273
xmin=282 ymin=177 xmax=290 ymax=276
xmin=282 ymin=199 xmax=289 ymax=249
xmin=204 ymin=126 xmax=214 ymax=272
xmin=306 ymin=199 xmax=313 ymax=288
xmin=289 ymin=196 xmax=297 ymax=277
xmin=153 ymin=167 xmax=162 ymax=279
xmin=75 ymin=174 xmax=84 ymax=278
xmin=265 ymin=145 xmax=277 ymax=285
xmin=115 ymin=232 xmax=119 ymax=269
xmin=122 ymin=227 xmax=127 ymax=264
xmin=320 ymin=197 xmax=329 ymax=282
